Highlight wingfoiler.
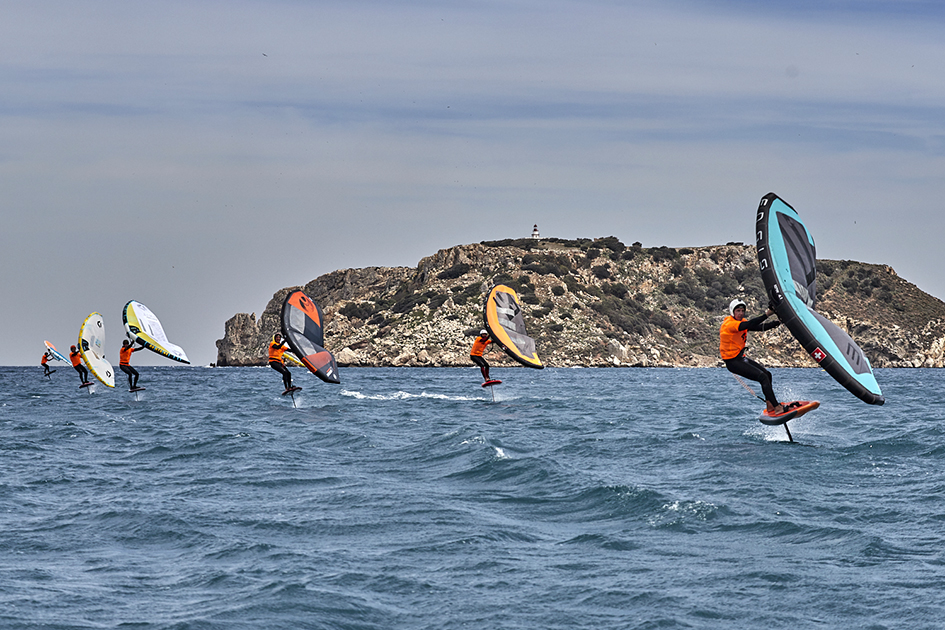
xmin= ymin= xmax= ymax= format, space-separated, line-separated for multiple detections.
xmin=484 ymin=284 xmax=543 ymax=369
xmin=280 ymin=290 xmax=340 ymax=384
xmin=44 ymin=340 xmax=69 ymax=363
xmin=78 ymin=312 xmax=115 ymax=388
xmin=123 ymin=300 xmax=190 ymax=364
xmin=756 ymin=193 xmax=884 ymax=405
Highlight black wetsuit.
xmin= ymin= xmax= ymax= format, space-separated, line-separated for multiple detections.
xmin=723 ymin=314 xmax=781 ymax=404
xmin=73 ymin=362 xmax=89 ymax=384
xmin=269 ymin=361 xmax=292 ymax=390
xmin=119 ymin=345 xmax=142 ymax=389
xmin=120 ymin=364 xmax=139 ymax=389
xmin=470 ymin=336 xmax=492 ymax=381
xmin=470 ymin=354 xmax=489 ymax=371
xmin=268 ymin=340 xmax=294 ymax=390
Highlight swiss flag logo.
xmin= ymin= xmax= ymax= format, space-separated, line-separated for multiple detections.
xmin=811 ymin=348 xmax=826 ymax=362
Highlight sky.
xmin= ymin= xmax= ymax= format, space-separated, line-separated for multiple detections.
xmin=2 ymin=0 xmax=944 ymax=366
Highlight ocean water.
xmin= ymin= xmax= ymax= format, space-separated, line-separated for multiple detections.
xmin=1 ymin=365 xmax=944 ymax=629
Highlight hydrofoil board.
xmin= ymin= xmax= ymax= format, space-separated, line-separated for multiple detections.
xmin=282 ymin=386 xmax=302 ymax=396
xmin=759 ymin=400 xmax=819 ymax=426
xmin=481 ymin=379 xmax=502 ymax=388
xmin=130 ymin=386 xmax=146 ymax=392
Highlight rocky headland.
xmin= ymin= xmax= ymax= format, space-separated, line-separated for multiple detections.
xmin=215 ymin=237 xmax=945 ymax=369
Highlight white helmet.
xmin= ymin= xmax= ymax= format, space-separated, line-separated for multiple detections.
xmin=728 ymin=298 xmax=747 ymax=316
xmin=480 ymin=329 xmax=488 ymax=336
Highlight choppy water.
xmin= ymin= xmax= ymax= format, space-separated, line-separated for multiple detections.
xmin=2 ymin=365 xmax=944 ymax=629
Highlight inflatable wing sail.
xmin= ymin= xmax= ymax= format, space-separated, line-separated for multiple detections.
xmin=756 ymin=193 xmax=884 ymax=405
xmin=123 ymin=300 xmax=190 ymax=364
xmin=44 ymin=340 xmax=69 ymax=363
xmin=484 ymin=284 xmax=543 ymax=369
xmin=280 ymin=290 xmax=340 ymax=384
xmin=78 ymin=312 xmax=115 ymax=387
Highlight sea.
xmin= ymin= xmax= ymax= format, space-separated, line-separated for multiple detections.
xmin=2 ymin=365 xmax=943 ymax=630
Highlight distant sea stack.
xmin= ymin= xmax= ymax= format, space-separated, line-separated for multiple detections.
xmin=215 ymin=238 xmax=945 ymax=368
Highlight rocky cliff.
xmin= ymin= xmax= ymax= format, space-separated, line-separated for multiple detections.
xmin=215 ymin=237 xmax=945 ymax=369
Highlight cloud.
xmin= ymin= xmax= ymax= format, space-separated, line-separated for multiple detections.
xmin=2 ymin=0 xmax=945 ymax=365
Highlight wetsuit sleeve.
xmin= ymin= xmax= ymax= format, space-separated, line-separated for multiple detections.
xmin=738 ymin=314 xmax=771 ymax=332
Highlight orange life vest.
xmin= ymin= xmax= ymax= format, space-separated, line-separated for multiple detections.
xmin=470 ymin=336 xmax=492 ymax=357
xmin=41 ymin=354 xmax=49 ymax=365
xmin=120 ymin=345 xmax=134 ymax=366
xmin=268 ymin=341 xmax=288 ymax=363
xmin=70 ymin=351 xmax=83 ymax=367
xmin=719 ymin=316 xmax=748 ymax=360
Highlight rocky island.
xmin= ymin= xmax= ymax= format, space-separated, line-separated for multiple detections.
xmin=216 ymin=237 xmax=945 ymax=369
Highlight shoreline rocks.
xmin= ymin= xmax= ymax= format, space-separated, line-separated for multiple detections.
xmin=216 ymin=238 xmax=945 ymax=369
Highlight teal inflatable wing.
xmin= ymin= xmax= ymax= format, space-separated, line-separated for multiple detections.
xmin=755 ymin=193 xmax=884 ymax=405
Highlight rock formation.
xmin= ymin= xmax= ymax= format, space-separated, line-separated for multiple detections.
xmin=216 ymin=238 xmax=945 ymax=368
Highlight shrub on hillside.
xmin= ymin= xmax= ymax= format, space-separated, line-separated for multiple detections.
xmin=592 ymin=295 xmax=650 ymax=336
xmin=437 ymin=263 xmax=471 ymax=280
xmin=339 ymin=302 xmax=375 ymax=320
xmin=648 ymin=246 xmax=679 ymax=262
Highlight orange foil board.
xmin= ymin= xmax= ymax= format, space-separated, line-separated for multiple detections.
xmin=759 ymin=400 xmax=820 ymax=426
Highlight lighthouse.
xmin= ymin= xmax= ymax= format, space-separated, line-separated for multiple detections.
xmin=530 ymin=224 xmax=540 ymax=239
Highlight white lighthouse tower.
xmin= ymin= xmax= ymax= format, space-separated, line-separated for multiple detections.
xmin=530 ymin=224 xmax=540 ymax=239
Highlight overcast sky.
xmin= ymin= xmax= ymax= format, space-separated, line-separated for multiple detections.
xmin=2 ymin=0 xmax=944 ymax=366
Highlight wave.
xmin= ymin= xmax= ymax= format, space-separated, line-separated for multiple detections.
xmin=341 ymin=389 xmax=478 ymax=402
xmin=4 ymin=366 xmax=945 ymax=630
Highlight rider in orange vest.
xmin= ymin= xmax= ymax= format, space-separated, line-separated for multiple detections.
xmin=41 ymin=352 xmax=53 ymax=377
xmin=69 ymin=345 xmax=90 ymax=385
xmin=720 ymin=298 xmax=783 ymax=414
xmin=268 ymin=333 xmax=294 ymax=391
xmin=470 ymin=330 xmax=494 ymax=382
xmin=120 ymin=340 xmax=144 ymax=389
